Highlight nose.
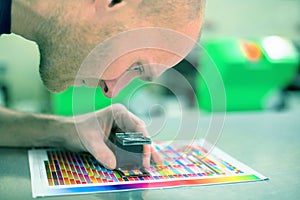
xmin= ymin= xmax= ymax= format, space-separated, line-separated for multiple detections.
xmin=100 ymin=72 xmax=141 ymax=98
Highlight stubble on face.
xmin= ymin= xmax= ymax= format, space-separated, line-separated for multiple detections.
xmin=37 ymin=2 xmax=124 ymax=93
xmin=37 ymin=0 xmax=205 ymax=93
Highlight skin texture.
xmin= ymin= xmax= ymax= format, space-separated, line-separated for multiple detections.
xmin=11 ymin=0 xmax=205 ymax=96
xmin=1 ymin=0 xmax=206 ymax=169
xmin=0 ymin=104 xmax=158 ymax=169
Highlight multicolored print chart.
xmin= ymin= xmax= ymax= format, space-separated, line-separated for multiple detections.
xmin=28 ymin=140 xmax=268 ymax=198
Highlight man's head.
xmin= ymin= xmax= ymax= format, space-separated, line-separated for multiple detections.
xmin=27 ymin=0 xmax=205 ymax=97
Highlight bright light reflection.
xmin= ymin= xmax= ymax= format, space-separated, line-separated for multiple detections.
xmin=262 ymin=36 xmax=295 ymax=60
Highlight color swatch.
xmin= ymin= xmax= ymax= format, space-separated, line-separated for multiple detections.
xmin=28 ymin=140 xmax=268 ymax=198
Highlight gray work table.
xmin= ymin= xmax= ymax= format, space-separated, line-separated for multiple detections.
xmin=1 ymin=106 xmax=300 ymax=200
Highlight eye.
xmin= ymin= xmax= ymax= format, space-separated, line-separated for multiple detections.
xmin=127 ymin=62 xmax=144 ymax=75
xmin=109 ymin=0 xmax=123 ymax=7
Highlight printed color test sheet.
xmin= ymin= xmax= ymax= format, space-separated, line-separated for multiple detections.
xmin=28 ymin=140 xmax=268 ymax=198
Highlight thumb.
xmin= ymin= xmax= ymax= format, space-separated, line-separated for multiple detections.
xmin=90 ymin=140 xmax=116 ymax=170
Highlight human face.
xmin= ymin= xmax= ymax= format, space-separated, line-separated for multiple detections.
xmin=36 ymin=0 xmax=205 ymax=96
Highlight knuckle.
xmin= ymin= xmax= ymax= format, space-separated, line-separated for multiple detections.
xmin=138 ymin=119 xmax=146 ymax=127
xmin=111 ymin=103 xmax=127 ymax=113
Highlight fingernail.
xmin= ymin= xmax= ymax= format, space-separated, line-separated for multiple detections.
xmin=106 ymin=159 xmax=116 ymax=170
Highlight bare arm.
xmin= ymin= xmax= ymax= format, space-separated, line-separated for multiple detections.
xmin=0 ymin=105 xmax=161 ymax=169
xmin=0 ymin=106 xmax=83 ymax=150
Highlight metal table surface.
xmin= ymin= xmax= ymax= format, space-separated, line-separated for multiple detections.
xmin=1 ymin=106 xmax=300 ymax=200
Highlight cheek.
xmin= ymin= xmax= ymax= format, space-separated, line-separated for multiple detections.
xmin=147 ymin=50 xmax=183 ymax=69
xmin=137 ymin=47 xmax=189 ymax=68
xmin=102 ymin=47 xmax=187 ymax=80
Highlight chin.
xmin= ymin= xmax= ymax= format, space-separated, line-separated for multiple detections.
xmin=42 ymin=79 xmax=72 ymax=93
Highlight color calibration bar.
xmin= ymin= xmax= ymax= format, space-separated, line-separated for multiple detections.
xmin=44 ymin=143 xmax=246 ymax=187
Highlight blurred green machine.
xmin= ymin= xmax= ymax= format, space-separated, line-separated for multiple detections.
xmin=51 ymin=78 xmax=144 ymax=116
xmin=197 ymin=36 xmax=299 ymax=112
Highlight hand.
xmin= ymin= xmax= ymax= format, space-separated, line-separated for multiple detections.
xmin=72 ymin=104 xmax=161 ymax=170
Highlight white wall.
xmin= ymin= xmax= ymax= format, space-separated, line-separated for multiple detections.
xmin=0 ymin=34 xmax=49 ymax=112
xmin=201 ymin=0 xmax=300 ymax=42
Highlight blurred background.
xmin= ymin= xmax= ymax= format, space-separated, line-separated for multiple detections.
xmin=0 ymin=0 xmax=299 ymax=119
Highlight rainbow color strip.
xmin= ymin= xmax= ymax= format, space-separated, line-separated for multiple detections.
xmin=42 ymin=174 xmax=261 ymax=196
xmin=28 ymin=140 xmax=268 ymax=197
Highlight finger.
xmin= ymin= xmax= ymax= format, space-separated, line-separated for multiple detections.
xmin=134 ymin=123 xmax=153 ymax=168
xmin=143 ymin=144 xmax=151 ymax=168
xmin=150 ymin=145 xmax=163 ymax=165
xmin=89 ymin=139 xmax=116 ymax=170
xmin=143 ymin=139 xmax=163 ymax=166
xmin=138 ymin=128 xmax=163 ymax=168
xmin=111 ymin=104 xmax=145 ymax=132
xmin=110 ymin=104 xmax=158 ymax=168
xmin=143 ymin=143 xmax=163 ymax=168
